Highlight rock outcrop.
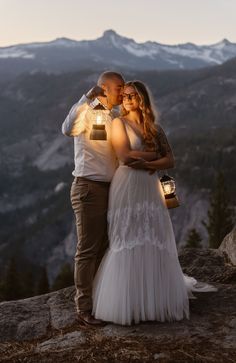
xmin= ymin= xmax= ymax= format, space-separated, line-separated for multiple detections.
xmin=219 ymin=227 xmax=236 ymax=266
xmin=0 ymin=248 xmax=236 ymax=362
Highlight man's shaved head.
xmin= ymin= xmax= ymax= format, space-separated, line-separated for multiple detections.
xmin=97 ymin=71 xmax=125 ymax=86
xmin=96 ymin=71 xmax=124 ymax=108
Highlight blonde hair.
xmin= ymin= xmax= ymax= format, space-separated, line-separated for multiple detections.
xmin=120 ymin=81 xmax=158 ymax=149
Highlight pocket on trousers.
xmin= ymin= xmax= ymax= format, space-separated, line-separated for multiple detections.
xmin=78 ymin=183 xmax=89 ymax=201
xmin=71 ymin=181 xmax=90 ymax=202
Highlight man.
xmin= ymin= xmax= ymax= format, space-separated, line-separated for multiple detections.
xmin=62 ymin=71 xmax=125 ymax=326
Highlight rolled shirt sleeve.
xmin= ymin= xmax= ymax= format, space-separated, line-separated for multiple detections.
xmin=62 ymin=95 xmax=89 ymax=137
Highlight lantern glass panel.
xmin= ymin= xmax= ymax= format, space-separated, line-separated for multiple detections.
xmin=162 ymin=180 xmax=175 ymax=195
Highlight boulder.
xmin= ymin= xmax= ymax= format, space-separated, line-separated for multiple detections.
xmin=219 ymin=227 xmax=236 ymax=266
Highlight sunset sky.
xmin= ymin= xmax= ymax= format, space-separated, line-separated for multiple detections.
xmin=0 ymin=0 xmax=235 ymax=47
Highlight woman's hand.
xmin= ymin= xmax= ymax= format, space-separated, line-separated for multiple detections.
xmin=126 ymin=158 xmax=150 ymax=170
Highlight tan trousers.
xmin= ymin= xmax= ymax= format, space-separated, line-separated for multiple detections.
xmin=70 ymin=177 xmax=110 ymax=313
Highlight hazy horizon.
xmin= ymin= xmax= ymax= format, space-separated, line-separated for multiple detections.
xmin=0 ymin=0 xmax=236 ymax=47
xmin=0 ymin=28 xmax=234 ymax=49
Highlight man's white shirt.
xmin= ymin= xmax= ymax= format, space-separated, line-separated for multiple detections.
xmin=62 ymin=96 xmax=118 ymax=182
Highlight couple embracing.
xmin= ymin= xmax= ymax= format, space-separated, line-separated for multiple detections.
xmin=62 ymin=71 xmax=216 ymax=327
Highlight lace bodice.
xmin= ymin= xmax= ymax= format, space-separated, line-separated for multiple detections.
xmin=121 ymin=119 xmax=173 ymax=157
xmin=118 ymin=120 xmax=144 ymax=166
xmin=123 ymin=120 xmax=144 ymax=151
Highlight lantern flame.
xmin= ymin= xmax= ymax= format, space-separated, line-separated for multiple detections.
xmin=163 ymin=184 xmax=172 ymax=195
xmin=96 ymin=115 xmax=102 ymax=125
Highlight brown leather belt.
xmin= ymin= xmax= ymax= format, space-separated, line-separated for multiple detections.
xmin=74 ymin=176 xmax=110 ymax=185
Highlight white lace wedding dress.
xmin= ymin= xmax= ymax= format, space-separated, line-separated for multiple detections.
xmin=92 ymin=121 xmax=217 ymax=325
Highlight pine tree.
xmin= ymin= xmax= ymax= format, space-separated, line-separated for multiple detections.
xmin=36 ymin=267 xmax=50 ymax=295
xmin=21 ymin=266 xmax=35 ymax=298
xmin=185 ymin=228 xmax=202 ymax=248
xmin=203 ymin=171 xmax=235 ymax=248
xmin=0 ymin=279 xmax=5 ymax=302
xmin=1 ymin=257 xmax=23 ymax=301
xmin=51 ymin=263 xmax=74 ymax=291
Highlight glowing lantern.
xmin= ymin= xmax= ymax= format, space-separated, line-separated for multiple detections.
xmin=90 ymin=113 xmax=107 ymax=140
xmin=160 ymin=174 xmax=180 ymax=209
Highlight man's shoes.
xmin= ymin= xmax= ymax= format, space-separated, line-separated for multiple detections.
xmin=77 ymin=311 xmax=106 ymax=327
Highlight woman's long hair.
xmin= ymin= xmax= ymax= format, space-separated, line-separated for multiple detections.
xmin=120 ymin=81 xmax=159 ymax=149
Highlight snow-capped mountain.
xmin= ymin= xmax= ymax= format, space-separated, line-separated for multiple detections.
xmin=1 ymin=30 xmax=236 ymax=80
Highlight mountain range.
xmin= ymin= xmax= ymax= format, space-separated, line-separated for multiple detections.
xmin=0 ymin=54 xmax=236 ymax=282
xmin=1 ymin=30 xmax=236 ymax=81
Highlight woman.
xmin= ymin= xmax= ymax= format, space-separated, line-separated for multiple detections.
xmin=92 ymin=81 xmax=216 ymax=325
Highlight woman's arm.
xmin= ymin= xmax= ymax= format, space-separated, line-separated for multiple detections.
xmin=128 ymin=152 xmax=174 ymax=172
xmin=127 ymin=125 xmax=175 ymax=172
xmin=145 ymin=152 xmax=174 ymax=170
xmin=111 ymin=118 xmax=157 ymax=163
xmin=147 ymin=124 xmax=175 ymax=170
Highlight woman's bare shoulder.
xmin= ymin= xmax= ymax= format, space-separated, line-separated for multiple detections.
xmin=112 ymin=117 xmax=122 ymax=122
xmin=112 ymin=117 xmax=125 ymax=127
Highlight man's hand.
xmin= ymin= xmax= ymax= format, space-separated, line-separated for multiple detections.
xmin=126 ymin=158 xmax=157 ymax=174
xmin=86 ymin=86 xmax=105 ymax=100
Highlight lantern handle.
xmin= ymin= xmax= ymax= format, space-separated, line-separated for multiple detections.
xmin=158 ymin=169 xmax=169 ymax=177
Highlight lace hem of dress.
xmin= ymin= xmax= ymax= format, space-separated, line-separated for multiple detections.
xmin=108 ymin=240 xmax=178 ymax=256
xmin=108 ymin=201 xmax=177 ymax=256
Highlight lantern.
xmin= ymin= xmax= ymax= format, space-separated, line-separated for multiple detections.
xmin=160 ymin=174 xmax=180 ymax=209
xmin=90 ymin=112 xmax=107 ymax=140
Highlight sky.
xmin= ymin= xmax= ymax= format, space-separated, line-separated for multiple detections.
xmin=0 ymin=0 xmax=235 ymax=47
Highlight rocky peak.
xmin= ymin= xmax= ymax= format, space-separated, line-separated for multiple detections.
xmin=211 ymin=38 xmax=233 ymax=50
xmin=220 ymin=38 xmax=232 ymax=46
xmin=99 ymin=29 xmax=134 ymax=47
xmin=102 ymin=29 xmax=119 ymax=38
